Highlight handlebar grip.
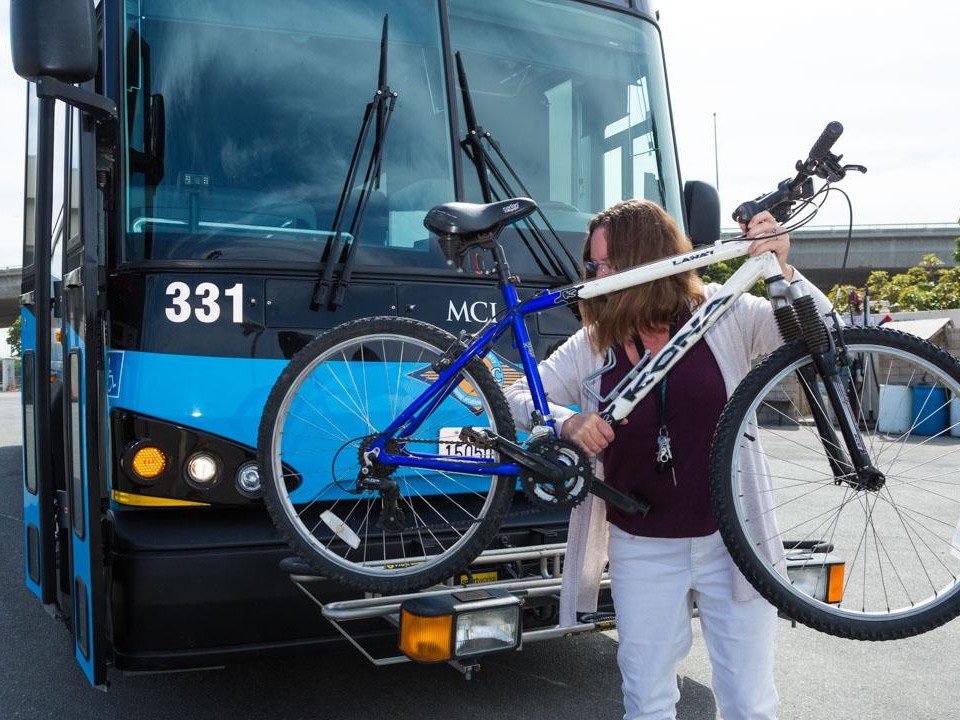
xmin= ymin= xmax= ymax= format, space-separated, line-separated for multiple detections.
xmin=808 ymin=121 xmax=843 ymax=162
xmin=732 ymin=200 xmax=763 ymax=226
xmin=731 ymin=181 xmax=793 ymax=226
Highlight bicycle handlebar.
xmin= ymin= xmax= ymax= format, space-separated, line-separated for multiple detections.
xmin=806 ymin=121 xmax=844 ymax=165
xmin=731 ymin=121 xmax=847 ymax=226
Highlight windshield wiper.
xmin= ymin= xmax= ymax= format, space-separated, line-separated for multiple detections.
xmin=454 ymin=52 xmax=580 ymax=283
xmin=312 ymin=16 xmax=398 ymax=311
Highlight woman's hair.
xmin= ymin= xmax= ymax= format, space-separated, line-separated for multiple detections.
xmin=579 ymin=199 xmax=704 ymax=354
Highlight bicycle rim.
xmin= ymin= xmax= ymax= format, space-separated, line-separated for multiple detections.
xmin=714 ymin=328 xmax=960 ymax=639
xmin=267 ymin=325 xmax=513 ymax=588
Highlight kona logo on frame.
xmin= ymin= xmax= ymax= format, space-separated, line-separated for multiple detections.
xmin=447 ymin=300 xmax=498 ymax=324
xmin=621 ymin=292 xmax=734 ymax=401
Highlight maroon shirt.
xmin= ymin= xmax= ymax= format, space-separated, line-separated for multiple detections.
xmin=599 ymin=332 xmax=727 ymax=538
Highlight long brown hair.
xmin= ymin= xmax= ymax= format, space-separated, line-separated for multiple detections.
xmin=580 ymin=199 xmax=704 ymax=354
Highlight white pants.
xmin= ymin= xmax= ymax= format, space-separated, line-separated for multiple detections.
xmin=607 ymin=527 xmax=778 ymax=720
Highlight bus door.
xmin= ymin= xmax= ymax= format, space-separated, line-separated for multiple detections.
xmin=21 ymin=85 xmax=109 ymax=688
xmin=20 ymin=85 xmax=59 ymax=613
xmin=60 ymin=100 xmax=109 ymax=688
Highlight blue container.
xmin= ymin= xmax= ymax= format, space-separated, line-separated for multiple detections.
xmin=911 ymin=386 xmax=949 ymax=436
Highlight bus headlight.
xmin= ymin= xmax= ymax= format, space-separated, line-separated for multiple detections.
xmin=399 ymin=588 xmax=521 ymax=663
xmin=185 ymin=452 xmax=221 ymax=489
xmin=235 ymin=462 xmax=262 ymax=498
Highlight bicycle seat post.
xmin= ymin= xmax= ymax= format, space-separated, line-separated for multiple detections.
xmin=489 ymin=239 xmax=516 ymax=288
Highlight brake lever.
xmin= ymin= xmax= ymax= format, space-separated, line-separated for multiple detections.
xmin=813 ymin=152 xmax=846 ymax=182
xmin=813 ymin=153 xmax=867 ymax=183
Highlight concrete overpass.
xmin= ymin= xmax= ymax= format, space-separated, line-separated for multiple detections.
xmin=0 ymin=224 xmax=956 ymax=327
xmin=0 ymin=268 xmax=19 ymax=328
xmin=782 ymin=223 xmax=957 ymax=290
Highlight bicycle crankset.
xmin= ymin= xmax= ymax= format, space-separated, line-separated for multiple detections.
xmin=519 ymin=436 xmax=593 ymax=509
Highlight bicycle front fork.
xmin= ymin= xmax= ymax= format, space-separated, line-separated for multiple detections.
xmin=776 ymin=291 xmax=885 ymax=491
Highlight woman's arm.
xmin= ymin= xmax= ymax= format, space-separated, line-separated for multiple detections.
xmin=504 ymin=328 xmax=590 ymax=434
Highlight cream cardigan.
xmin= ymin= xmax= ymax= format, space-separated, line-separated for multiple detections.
xmin=504 ymin=275 xmax=834 ymax=626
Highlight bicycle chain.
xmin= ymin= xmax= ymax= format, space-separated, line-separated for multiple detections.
xmin=366 ymin=436 xmax=558 ymax=535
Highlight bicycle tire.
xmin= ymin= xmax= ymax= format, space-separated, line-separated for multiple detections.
xmin=258 ymin=316 xmax=517 ymax=594
xmin=711 ymin=327 xmax=960 ymax=640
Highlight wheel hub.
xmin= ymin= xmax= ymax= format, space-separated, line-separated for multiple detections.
xmin=357 ymin=435 xmax=400 ymax=481
xmin=850 ymin=466 xmax=886 ymax=492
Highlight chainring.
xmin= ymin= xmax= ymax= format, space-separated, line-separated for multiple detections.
xmin=520 ymin=436 xmax=593 ymax=509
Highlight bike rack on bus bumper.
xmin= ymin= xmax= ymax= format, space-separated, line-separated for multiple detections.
xmin=285 ymin=540 xmax=843 ymax=677
xmin=285 ymin=542 xmax=616 ymax=676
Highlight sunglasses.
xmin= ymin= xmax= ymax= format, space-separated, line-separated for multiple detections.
xmin=583 ymin=260 xmax=615 ymax=274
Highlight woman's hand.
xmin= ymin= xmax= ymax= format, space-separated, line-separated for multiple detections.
xmin=560 ymin=412 xmax=619 ymax=458
xmin=742 ymin=210 xmax=793 ymax=281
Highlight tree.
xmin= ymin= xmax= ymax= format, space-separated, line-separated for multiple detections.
xmin=6 ymin=317 xmax=21 ymax=357
xmin=954 ymin=218 xmax=960 ymax=265
xmin=828 ymin=253 xmax=960 ymax=316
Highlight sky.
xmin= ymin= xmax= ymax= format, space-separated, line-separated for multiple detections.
xmin=657 ymin=1 xmax=960 ymax=230
xmin=0 ymin=0 xmax=957 ymax=272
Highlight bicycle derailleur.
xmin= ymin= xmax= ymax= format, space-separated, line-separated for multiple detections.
xmin=356 ymin=436 xmax=407 ymax=532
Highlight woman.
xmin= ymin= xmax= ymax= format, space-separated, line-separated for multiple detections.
xmin=505 ymin=199 xmax=832 ymax=720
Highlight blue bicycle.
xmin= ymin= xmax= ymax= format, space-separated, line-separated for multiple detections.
xmin=259 ymin=125 xmax=960 ymax=640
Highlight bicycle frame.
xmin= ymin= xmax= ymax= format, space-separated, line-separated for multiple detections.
xmin=366 ymin=237 xmax=789 ymax=476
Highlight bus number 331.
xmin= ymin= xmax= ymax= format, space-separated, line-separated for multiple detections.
xmin=164 ymin=281 xmax=245 ymax=324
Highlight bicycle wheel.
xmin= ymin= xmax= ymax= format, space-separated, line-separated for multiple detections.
xmin=711 ymin=327 xmax=960 ymax=640
xmin=258 ymin=316 xmax=516 ymax=594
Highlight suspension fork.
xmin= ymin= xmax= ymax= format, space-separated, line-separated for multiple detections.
xmin=767 ymin=275 xmax=881 ymax=488
xmin=789 ymin=292 xmax=884 ymax=490
xmin=767 ymin=278 xmax=851 ymax=481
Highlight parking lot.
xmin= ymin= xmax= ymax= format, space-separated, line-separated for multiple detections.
xmin=2 ymin=390 xmax=959 ymax=719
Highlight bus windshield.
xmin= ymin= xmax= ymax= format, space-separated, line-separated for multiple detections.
xmin=123 ymin=0 xmax=455 ymax=266
xmin=122 ymin=0 xmax=681 ymax=272
xmin=448 ymin=0 xmax=683 ymax=250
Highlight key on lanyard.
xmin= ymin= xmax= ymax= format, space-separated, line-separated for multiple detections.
xmin=655 ymin=426 xmax=677 ymax=485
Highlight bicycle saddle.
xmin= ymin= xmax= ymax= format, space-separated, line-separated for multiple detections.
xmin=424 ymin=197 xmax=538 ymax=237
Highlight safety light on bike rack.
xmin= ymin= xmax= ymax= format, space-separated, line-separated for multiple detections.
xmin=786 ymin=553 xmax=845 ymax=604
xmin=398 ymin=588 xmax=522 ymax=663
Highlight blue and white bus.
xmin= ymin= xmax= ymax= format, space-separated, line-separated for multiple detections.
xmin=12 ymin=0 xmax=719 ymax=686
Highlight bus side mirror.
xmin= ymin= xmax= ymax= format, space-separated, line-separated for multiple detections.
xmin=683 ymin=180 xmax=721 ymax=246
xmin=10 ymin=0 xmax=97 ymax=83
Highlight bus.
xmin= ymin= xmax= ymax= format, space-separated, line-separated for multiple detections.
xmin=12 ymin=0 xmax=720 ymax=687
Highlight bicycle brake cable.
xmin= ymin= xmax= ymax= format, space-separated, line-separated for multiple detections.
xmin=825 ymin=185 xmax=856 ymax=312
